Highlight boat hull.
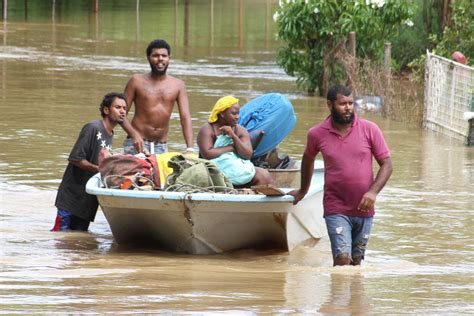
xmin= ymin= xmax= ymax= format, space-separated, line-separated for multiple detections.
xmin=86 ymin=162 xmax=326 ymax=254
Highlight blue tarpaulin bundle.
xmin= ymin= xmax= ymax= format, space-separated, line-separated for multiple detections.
xmin=238 ymin=93 xmax=296 ymax=158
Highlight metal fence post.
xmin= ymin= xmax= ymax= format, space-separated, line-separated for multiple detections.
xmin=2 ymin=0 xmax=7 ymax=21
xmin=383 ymin=42 xmax=391 ymax=115
xmin=468 ymin=119 xmax=474 ymax=146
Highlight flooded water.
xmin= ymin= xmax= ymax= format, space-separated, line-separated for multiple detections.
xmin=1 ymin=0 xmax=473 ymax=314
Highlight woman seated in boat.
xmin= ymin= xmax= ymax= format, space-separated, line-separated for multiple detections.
xmin=197 ymin=95 xmax=273 ymax=187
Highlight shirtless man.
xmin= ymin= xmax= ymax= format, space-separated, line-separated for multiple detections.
xmin=121 ymin=39 xmax=194 ymax=154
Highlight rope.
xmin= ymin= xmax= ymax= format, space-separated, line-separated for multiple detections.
xmin=102 ymin=174 xmax=244 ymax=194
xmin=103 ymin=176 xmax=255 ymax=195
xmin=164 ymin=183 xmax=238 ymax=194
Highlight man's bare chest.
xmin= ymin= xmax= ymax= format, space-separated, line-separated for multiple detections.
xmin=139 ymin=82 xmax=178 ymax=101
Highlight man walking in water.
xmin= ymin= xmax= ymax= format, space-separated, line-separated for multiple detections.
xmin=289 ymin=85 xmax=392 ymax=266
xmin=121 ymin=39 xmax=194 ymax=154
xmin=52 ymin=92 xmax=127 ymax=231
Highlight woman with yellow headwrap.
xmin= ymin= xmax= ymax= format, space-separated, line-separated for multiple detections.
xmin=197 ymin=96 xmax=273 ymax=187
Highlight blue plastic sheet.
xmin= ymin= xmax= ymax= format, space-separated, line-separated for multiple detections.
xmin=239 ymin=93 xmax=296 ymax=158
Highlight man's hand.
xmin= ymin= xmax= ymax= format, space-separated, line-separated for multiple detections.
xmin=287 ymin=189 xmax=307 ymax=205
xmin=132 ymin=135 xmax=144 ymax=154
xmin=357 ymin=190 xmax=377 ymax=212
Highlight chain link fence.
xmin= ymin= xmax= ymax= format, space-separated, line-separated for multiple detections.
xmin=424 ymin=51 xmax=474 ymax=145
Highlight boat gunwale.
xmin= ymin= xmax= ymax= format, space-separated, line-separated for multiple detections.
xmin=86 ymin=164 xmax=324 ymax=204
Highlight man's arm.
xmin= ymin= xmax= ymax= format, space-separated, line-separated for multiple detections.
xmin=122 ymin=76 xmax=144 ymax=153
xmin=67 ymin=123 xmax=102 ymax=173
xmin=176 ymin=81 xmax=194 ymax=149
xmin=70 ymin=160 xmax=98 ymax=173
xmin=357 ymin=156 xmax=393 ymax=211
xmin=288 ymin=153 xmax=316 ymax=205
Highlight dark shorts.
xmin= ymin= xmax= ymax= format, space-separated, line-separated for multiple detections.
xmin=51 ymin=209 xmax=90 ymax=231
xmin=325 ymin=214 xmax=373 ymax=260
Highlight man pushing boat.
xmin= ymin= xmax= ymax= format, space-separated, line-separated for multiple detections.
xmin=52 ymin=92 xmax=127 ymax=231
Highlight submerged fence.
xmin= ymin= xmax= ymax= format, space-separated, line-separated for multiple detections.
xmin=424 ymin=51 xmax=474 ymax=145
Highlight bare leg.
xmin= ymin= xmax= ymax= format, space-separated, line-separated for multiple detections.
xmin=250 ymin=167 xmax=273 ymax=186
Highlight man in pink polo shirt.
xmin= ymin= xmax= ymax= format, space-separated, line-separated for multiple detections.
xmin=289 ymin=85 xmax=392 ymax=266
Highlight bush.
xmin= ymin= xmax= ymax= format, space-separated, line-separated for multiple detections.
xmin=274 ymin=0 xmax=414 ymax=95
xmin=433 ymin=0 xmax=474 ymax=63
xmin=390 ymin=1 xmax=434 ymax=71
xmin=408 ymin=0 xmax=473 ymax=81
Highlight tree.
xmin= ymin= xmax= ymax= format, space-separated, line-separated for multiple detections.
xmin=407 ymin=0 xmax=473 ymax=81
xmin=274 ymin=0 xmax=413 ymax=95
xmin=432 ymin=0 xmax=473 ymax=63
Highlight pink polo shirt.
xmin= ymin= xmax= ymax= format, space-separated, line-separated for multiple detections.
xmin=304 ymin=114 xmax=390 ymax=217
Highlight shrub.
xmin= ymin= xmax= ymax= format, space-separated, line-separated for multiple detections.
xmin=432 ymin=0 xmax=474 ymax=63
xmin=408 ymin=0 xmax=473 ymax=81
xmin=274 ymin=0 xmax=414 ymax=95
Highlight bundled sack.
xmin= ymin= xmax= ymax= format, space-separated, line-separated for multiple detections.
xmin=154 ymin=151 xmax=198 ymax=186
xmin=166 ymin=154 xmax=233 ymax=192
xmin=98 ymin=154 xmax=160 ymax=190
xmin=239 ymin=93 xmax=296 ymax=158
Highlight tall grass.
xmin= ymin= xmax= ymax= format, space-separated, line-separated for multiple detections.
xmin=338 ymin=52 xmax=424 ymax=126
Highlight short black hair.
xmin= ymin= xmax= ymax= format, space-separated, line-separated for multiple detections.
xmin=146 ymin=39 xmax=171 ymax=57
xmin=100 ymin=92 xmax=127 ymax=117
xmin=327 ymin=85 xmax=352 ymax=103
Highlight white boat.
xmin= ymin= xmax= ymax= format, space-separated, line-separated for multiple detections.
xmin=85 ymin=161 xmax=326 ymax=255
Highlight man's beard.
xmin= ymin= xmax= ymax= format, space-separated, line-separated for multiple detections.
xmin=331 ymin=106 xmax=355 ymax=124
xmin=150 ymin=63 xmax=168 ymax=76
xmin=113 ymin=117 xmax=125 ymax=124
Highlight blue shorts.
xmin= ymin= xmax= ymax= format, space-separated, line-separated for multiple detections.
xmin=325 ymin=214 xmax=373 ymax=260
xmin=123 ymin=137 xmax=168 ymax=155
xmin=51 ymin=209 xmax=90 ymax=231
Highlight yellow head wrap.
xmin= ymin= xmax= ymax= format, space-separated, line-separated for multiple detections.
xmin=208 ymin=96 xmax=239 ymax=123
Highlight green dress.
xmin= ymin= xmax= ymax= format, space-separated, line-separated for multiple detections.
xmin=211 ymin=134 xmax=256 ymax=185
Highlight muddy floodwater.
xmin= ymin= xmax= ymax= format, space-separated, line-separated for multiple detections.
xmin=1 ymin=0 xmax=473 ymax=314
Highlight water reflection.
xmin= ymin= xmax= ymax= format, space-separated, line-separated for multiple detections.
xmin=2 ymin=20 xmax=6 ymax=46
xmin=318 ymin=273 xmax=370 ymax=315
xmin=52 ymin=232 xmax=112 ymax=254
xmin=421 ymin=133 xmax=473 ymax=191
xmin=284 ymin=243 xmax=372 ymax=313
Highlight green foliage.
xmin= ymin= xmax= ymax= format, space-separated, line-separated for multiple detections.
xmin=274 ymin=0 xmax=414 ymax=94
xmin=432 ymin=0 xmax=474 ymax=63
xmin=390 ymin=1 xmax=433 ymax=71
xmin=409 ymin=0 xmax=474 ymax=81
